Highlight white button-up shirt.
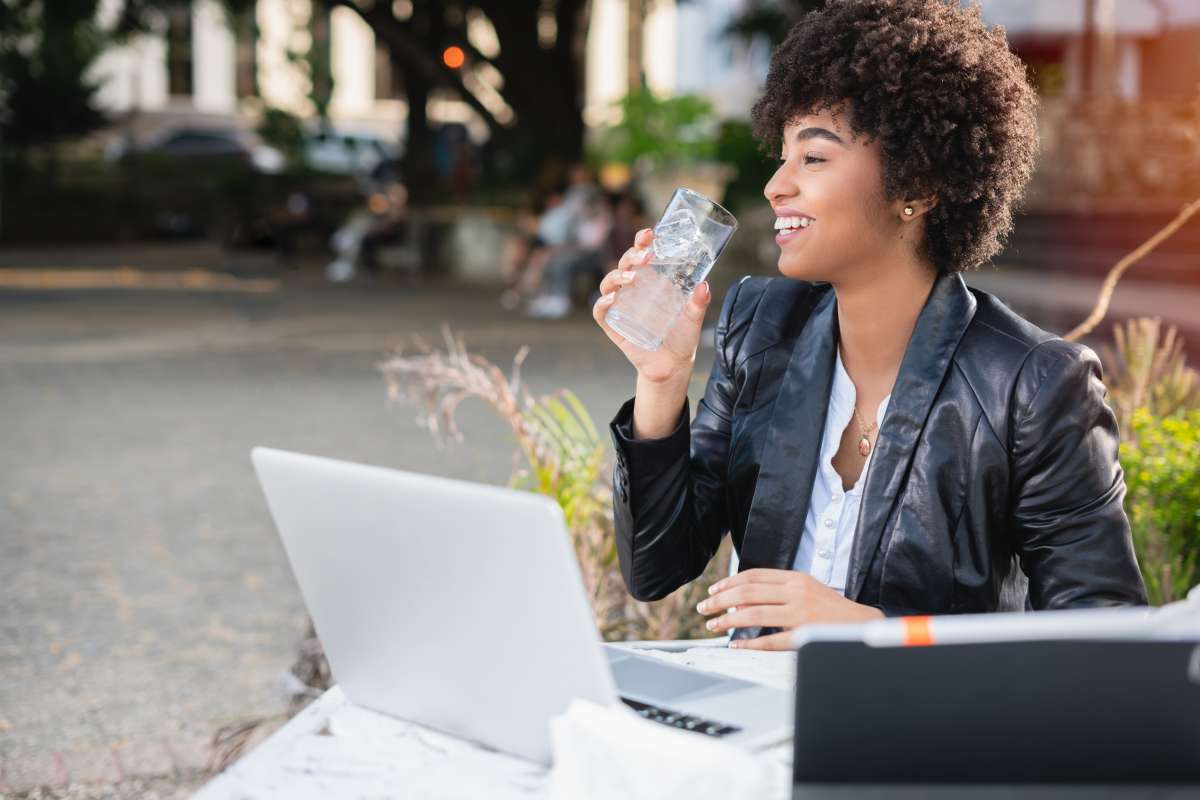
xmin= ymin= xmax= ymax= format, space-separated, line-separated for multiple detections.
xmin=791 ymin=348 xmax=891 ymax=595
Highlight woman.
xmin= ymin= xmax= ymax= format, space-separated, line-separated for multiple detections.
xmin=592 ymin=0 xmax=1146 ymax=650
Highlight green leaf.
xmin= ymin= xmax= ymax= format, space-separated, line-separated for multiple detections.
xmin=563 ymin=390 xmax=600 ymax=441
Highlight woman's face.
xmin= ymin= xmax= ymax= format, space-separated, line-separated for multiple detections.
xmin=763 ymin=106 xmax=904 ymax=284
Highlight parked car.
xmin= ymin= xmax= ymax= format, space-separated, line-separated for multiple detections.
xmin=325 ymin=157 xmax=422 ymax=281
xmin=104 ymin=125 xmax=289 ymax=241
xmin=107 ymin=126 xmax=286 ymax=174
xmin=303 ymin=129 xmax=402 ymax=175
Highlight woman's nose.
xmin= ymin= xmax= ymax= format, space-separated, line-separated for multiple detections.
xmin=763 ymin=163 xmax=795 ymax=205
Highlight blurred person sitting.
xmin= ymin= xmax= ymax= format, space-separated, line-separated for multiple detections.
xmin=359 ymin=180 xmax=411 ymax=278
xmin=499 ymin=186 xmax=563 ymax=310
xmin=510 ymin=164 xmax=603 ymax=310
xmin=326 ymin=161 xmax=410 ymax=283
xmin=530 ymin=169 xmax=633 ymax=319
xmin=525 ymin=192 xmax=612 ymax=319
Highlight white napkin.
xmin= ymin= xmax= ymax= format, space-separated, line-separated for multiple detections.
xmin=548 ymin=698 xmax=790 ymax=800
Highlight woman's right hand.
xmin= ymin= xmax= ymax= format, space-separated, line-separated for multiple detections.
xmin=593 ymin=227 xmax=714 ymax=388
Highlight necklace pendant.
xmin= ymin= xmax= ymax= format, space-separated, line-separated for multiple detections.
xmin=858 ymin=436 xmax=871 ymax=457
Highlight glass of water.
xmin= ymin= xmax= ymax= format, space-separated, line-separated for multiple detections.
xmin=605 ymin=188 xmax=737 ymax=351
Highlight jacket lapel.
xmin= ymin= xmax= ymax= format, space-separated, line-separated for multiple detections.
xmin=738 ymin=286 xmax=839 ymax=571
xmin=845 ymin=272 xmax=977 ymax=601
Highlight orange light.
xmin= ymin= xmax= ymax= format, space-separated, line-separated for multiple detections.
xmin=442 ymin=46 xmax=465 ymax=70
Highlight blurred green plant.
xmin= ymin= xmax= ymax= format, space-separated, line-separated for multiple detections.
xmin=721 ymin=0 xmax=825 ymax=47
xmin=1099 ymin=318 xmax=1200 ymax=606
xmin=715 ymin=119 xmax=777 ymax=214
xmin=377 ymin=325 xmax=730 ymax=641
xmin=1120 ymin=407 xmax=1200 ymax=606
xmin=257 ymin=107 xmax=307 ymax=167
xmin=1100 ymin=317 xmax=1199 ymax=433
xmin=591 ymin=87 xmax=720 ymax=171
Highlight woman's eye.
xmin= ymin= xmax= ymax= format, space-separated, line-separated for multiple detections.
xmin=804 ymin=155 xmax=826 ymax=165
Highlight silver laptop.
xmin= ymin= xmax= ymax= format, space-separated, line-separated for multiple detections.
xmin=251 ymin=447 xmax=791 ymax=764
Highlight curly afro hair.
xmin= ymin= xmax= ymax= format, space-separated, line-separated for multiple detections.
xmin=750 ymin=0 xmax=1039 ymax=274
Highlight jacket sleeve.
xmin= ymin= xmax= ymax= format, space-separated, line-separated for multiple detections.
xmin=607 ymin=278 xmax=749 ymax=601
xmin=1009 ymin=340 xmax=1148 ymax=608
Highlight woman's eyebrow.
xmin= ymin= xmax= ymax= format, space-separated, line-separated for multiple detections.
xmin=792 ymin=126 xmax=846 ymax=146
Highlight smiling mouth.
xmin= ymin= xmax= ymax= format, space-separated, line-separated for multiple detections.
xmin=774 ymin=216 xmax=813 ymax=232
xmin=775 ymin=216 xmax=813 ymax=244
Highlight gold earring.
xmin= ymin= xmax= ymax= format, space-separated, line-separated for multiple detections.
xmin=903 ymin=206 xmax=915 ymax=216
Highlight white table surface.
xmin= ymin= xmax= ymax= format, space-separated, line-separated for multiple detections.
xmin=192 ymin=641 xmax=797 ymax=799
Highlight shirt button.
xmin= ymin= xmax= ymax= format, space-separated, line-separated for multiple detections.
xmin=824 ymin=518 xmax=835 ymax=528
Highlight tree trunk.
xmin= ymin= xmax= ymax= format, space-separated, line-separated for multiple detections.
xmin=483 ymin=0 xmax=589 ymax=177
xmin=628 ymin=0 xmax=645 ymax=93
xmin=400 ymin=65 xmax=438 ymax=204
xmin=322 ymin=0 xmax=591 ymax=187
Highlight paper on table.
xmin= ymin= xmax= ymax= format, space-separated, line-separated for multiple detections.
xmin=316 ymin=702 xmax=548 ymax=798
xmin=548 ymin=698 xmax=791 ymax=800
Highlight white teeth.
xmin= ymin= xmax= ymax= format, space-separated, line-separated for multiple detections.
xmin=774 ymin=216 xmax=813 ymax=231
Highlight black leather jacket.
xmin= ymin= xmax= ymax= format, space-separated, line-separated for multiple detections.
xmin=608 ymin=272 xmax=1147 ymax=641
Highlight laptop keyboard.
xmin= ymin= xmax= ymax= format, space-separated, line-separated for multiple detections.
xmin=620 ymin=697 xmax=743 ymax=738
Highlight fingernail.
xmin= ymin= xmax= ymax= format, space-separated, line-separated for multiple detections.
xmin=696 ymin=601 xmax=707 ymax=613
xmin=706 ymin=619 xmax=717 ymax=631
xmin=621 ymin=270 xmax=636 ymax=280
xmin=600 ymin=293 xmax=615 ymax=303
xmin=708 ymin=582 xmax=721 ymax=594
xmin=730 ymin=640 xmax=741 ymax=649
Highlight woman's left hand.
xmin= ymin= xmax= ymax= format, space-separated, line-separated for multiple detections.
xmin=696 ymin=569 xmax=885 ymax=650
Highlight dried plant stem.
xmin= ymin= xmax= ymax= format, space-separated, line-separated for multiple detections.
xmin=1065 ymin=197 xmax=1200 ymax=342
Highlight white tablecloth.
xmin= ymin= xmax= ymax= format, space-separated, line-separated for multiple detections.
xmin=193 ymin=642 xmax=796 ymax=799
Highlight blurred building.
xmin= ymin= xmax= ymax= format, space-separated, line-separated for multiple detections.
xmin=89 ymin=0 xmax=762 ymax=142
xmin=981 ymin=0 xmax=1200 ymax=102
xmin=980 ymin=0 xmax=1200 ymax=213
xmin=89 ymin=0 xmax=480 ymax=145
xmin=589 ymin=0 xmax=1200 ymax=115
xmin=583 ymin=0 xmax=769 ymax=125
xmin=86 ymin=0 xmax=1200 ymax=190
xmin=975 ymin=1 xmax=1200 ymax=281
xmin=88 ymin=0 xmax=760 ymax=144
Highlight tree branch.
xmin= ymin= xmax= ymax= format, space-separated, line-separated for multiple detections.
xmin=1064 ymin=196 xmax=1200 ymax=342
xmin=321 ymin=0 xmax=503 ymax=133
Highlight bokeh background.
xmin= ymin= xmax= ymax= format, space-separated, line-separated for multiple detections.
xmin=2 ymin=1 xmax=1198 ymax=796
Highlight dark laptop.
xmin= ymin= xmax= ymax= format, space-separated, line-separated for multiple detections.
xmin=793 ymin=639 xmax=1200 ymax=786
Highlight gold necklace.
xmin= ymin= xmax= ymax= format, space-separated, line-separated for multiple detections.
xmin=852 ymin=406 xmax=878 ymax=457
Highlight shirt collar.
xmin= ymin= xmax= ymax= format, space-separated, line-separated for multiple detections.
xmin=831 ymin=348 xmax=856 ymax=410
